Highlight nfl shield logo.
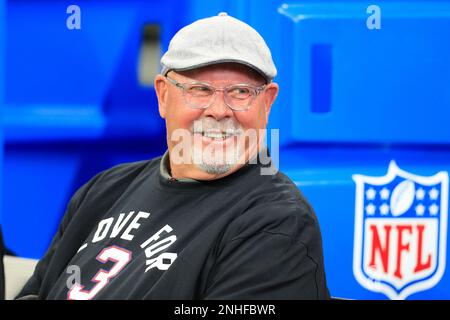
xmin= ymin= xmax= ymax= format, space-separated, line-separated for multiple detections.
xmin=353 ymin=161 xmax=448 ymax=299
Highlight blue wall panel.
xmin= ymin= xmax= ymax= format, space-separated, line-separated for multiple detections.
xmin=272 ymin=2 xmax=450 ymax=145
xmin=4 ymin=0 xmax=185 ymax=142
xmin=2 ymin=0 xmax=184 ymax=258
xmin=0 ymin=0 xmax=4 ymax=233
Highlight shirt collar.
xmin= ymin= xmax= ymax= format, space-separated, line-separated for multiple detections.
xmin=160 ymin=150 xmax=198 ymax=183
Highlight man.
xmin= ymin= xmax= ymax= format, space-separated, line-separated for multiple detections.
xmin=17 ymin=13 xmax=329 ymax=300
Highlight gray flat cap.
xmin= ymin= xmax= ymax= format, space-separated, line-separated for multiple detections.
xmin=161 ymin=12 xmax=277 ymax=82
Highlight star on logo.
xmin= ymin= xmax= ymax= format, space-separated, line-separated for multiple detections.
xmin=429 ymin=188 xmax=439 ymax=200
xmin=380 ymin=203 xmax=390 ymax=215
xmin=429 ymin=204 xmax=439 ymax=216
xmin=416 ymin=188 xmax=426 ymax=201
xmin=415 ymin=204 xmax=425 ymax=216
xmin=380 ymin=188 xmax=390 ymax=200
xmin=366 ymin=188 xmax=376 ymax=201
xmin=366 ymin=204 xmax=376 ymax=215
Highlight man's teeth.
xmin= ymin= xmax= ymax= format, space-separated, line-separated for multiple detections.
xmin=201 ymin=132 xmax=235 ymax=140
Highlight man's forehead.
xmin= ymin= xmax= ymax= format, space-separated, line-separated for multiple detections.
xmin=175 ymin=62 xmax=266 ymax=85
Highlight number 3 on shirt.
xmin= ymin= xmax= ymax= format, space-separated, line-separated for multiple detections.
xmin=67 ymin=246 xmax=132 ymax=300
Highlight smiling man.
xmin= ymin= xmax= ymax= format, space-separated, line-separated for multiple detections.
xmin=155 ymin=62 xmax=277 ymax=180
xmin=16 ymin=13 xmax=329 ymax=300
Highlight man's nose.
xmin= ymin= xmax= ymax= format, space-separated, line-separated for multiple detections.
xmin=203 ymin=91 xmax=234 ymax=120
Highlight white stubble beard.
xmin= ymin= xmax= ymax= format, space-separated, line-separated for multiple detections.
xmin=191 ymin=119 xmax=245 ymax=175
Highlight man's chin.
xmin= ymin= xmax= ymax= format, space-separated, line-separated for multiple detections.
xmin=196 ymin=162 xmax=235 ymax=176
xmin=192 ymin=149 xmax=242 ymax=176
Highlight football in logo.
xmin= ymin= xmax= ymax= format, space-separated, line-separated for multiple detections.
xmin=390 ymin=179 xmax=415 ymax=217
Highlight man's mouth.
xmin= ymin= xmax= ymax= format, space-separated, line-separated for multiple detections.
xmin=194 ymin=130 xmax=239 ymax=141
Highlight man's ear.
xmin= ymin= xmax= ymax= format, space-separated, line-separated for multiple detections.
xmin=263 ymin=82 xmax=279 ymax=123
xmin=154 ymin=74 xmax=168 ymax=119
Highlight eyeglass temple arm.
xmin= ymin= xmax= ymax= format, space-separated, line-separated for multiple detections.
xmin=165 ymin=76 xmax=184 ymax=89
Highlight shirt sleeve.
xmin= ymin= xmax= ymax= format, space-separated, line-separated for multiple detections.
xmin=14 ymin=174 xmax=102 ymax=299
xmin=202 ymin=206 xmax=330 ymax=300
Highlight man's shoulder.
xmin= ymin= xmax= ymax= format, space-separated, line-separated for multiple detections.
xmin=224 ymin=168 xmax=319 ymax=241
xmin=254 ymin=169 xmax=311 ymax=210
xmin=74 ymin=156 xmax=162 ymax=202
xmin=97 ymin=157 xmax=161 ymax=182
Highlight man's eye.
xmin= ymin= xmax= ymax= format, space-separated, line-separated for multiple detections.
xmin=229 ymin=87 xmax=251 ymax=98
xmin=188 ymin=86 xmax=213 ymax=95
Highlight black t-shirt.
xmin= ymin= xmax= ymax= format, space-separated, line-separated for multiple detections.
xmin=17 ymin=154 xmax=329 ymax=300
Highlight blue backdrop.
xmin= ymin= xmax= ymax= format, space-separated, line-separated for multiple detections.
xmin=1 ymin=0 xmax=450 ymax=299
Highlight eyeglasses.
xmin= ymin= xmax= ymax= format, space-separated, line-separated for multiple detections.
xmin=165 ymin=75 xmax=266 ymax=111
